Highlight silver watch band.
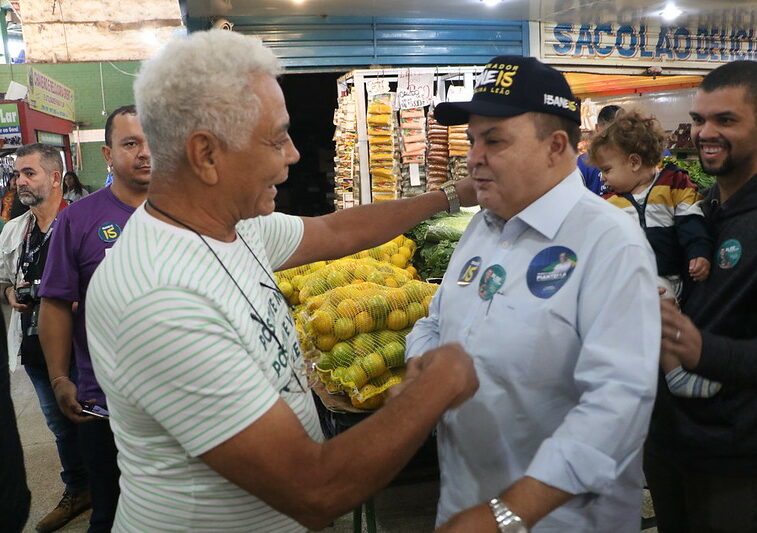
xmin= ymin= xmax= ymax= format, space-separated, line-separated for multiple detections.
xmin=440 ymin=180 xmax=460 ymax=214
xmin=488 ymin=498 xmax=528 ymax=533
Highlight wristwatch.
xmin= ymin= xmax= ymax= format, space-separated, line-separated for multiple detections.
xmin=440 ymin=180 xmax=460 ymax=214
xmin=488 ymin=498 xmax=528 ymax=533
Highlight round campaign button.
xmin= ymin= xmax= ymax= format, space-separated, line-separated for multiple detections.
xmin=478 ymin=264 xmax=506 ymax=300
xmin=717 ymin=239 xmax=742 ymax=269
xmin=526 ymin=246 xmax=577 ymax=299
xmin=458 ymin=256 xmax=482 ymax=286
xmin=97 ymin=222 xmax=122 ymax=243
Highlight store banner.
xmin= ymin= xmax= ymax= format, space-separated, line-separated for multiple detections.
xmin=27 ymin=68 xmax=75 ymax=122
xmin=0 ymin=103 xmax=22 ymax=149
xmin=542 ymin=22 xmax=757 ymax=67
xmin=396 ymin=69 xmax=434 ymax=110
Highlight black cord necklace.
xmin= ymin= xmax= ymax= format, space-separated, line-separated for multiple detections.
xmin=145 ymin=200 xmax=306 ymax=393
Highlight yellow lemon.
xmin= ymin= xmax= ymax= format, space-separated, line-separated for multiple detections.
xmin=422 ymin=295 xmax=434 ymax=313
xmin=331 ymin=342 xmax=354 ymax=365
xmin=390 ymin=254 xmax=408 ymax=268
xmin=384 ymin=276 xmax=399 ymax=288
xmin=336 ymin=298 xmax=359 ymax=317
xmin=398 ymin=246 xmax=413 ymax=259
xmin=316 ymin=334 xmax=336 ymax=352
xmin=306 ymin=295 xmax=325 ymax=311
xmin=311 ymin=310 xmax=333 ymax=334
xmin=354 ymin=311 xmax=375 ymax=333
xmin=382 ymin=242 xmax=399 ymax=256
xmin=380 ymin=341 xmax=405 ymax=368
xmin=342 ymin=365 xmax=369 ymax=388
xmin=387 ymin=309 xmax=408 ymax=330
xmin=406 ymin=302 xmax=425 ymax=325
xmin=334 ymin=317 xmax=356 ymax=340
xmin=291 ymin=275 xmax=305 ymax=290
xmin=278 ymin=281 xmax=293 ymax=298
xmin=288 ymin=291 xmax=300 ymax=306
xmin=386 ymin=289 xmax=410 ymax=309
xmin=405 ymin=265 xmax=419 ymax=279
xmin=351 ymin=390 xmax=384 ymax=410
xmin=366 ymin=271 xmax=385 ymax=284
xmin=360 ymin=352 xmax=388 ymax=378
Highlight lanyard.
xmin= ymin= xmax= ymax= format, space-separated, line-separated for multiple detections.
xmin=15 ymin=215 xmax=56 ymax=280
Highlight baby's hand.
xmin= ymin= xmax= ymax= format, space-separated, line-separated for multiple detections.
xmin=689 ymin=257 xmax=711 ymax=281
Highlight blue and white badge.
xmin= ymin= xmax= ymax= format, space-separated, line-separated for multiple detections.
xmin=478 ymin=264 xmax=506 ymax=300
xmin=717 ymin=239 xmax=742 ymax=269
xmin=527 ymin=246 xmax=577 ymax=299
xmin=458 ymin=256 xmax=482 ymax=286
xmin=98 ymin=222 xmax=122 ymax=243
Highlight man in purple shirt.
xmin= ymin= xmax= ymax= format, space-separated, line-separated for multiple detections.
xmin=38 ymin=105 xmax=151 ymax=533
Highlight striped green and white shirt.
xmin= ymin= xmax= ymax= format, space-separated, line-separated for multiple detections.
xmin=87 ymin=206 xmax=322 ymax=532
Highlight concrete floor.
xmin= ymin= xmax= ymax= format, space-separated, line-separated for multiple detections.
xmin=11 ymin=367 xmax=657 ymax=533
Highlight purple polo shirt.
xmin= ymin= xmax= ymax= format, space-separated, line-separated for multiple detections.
xmin=39 ymin=187 xmax=136 ymax=407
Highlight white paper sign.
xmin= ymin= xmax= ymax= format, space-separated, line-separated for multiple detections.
xmin=446 ymin=85 xmax=474 ymax=103
xmin=397 ymin=69 xmax=434 ymax=110
xmin=366 ymin=78 xmax=391 ymax=96
xmin=409 ymin=164 xmax=422 ymax=187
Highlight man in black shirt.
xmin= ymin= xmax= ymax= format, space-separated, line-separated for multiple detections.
xmin=0 ymin=144 xmax=90 ymax=532
xmin=646 ymin=61 xmax=757 ymax=532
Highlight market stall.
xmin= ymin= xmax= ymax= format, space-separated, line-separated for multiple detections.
xmin=333 ymin=67 xmax=482 ymax=208
xmin=0 ymin=99 xmax=75 ymax=192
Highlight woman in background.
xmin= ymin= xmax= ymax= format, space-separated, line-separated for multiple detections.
xmin=62 ymin=171 xmax=89 ymax=203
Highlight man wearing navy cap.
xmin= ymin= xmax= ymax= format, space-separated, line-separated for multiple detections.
xmin=406 ymin=56 xmax=660 ymax=532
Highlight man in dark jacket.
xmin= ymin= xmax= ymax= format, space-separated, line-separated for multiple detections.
xmin=645 ymin=60 xmax=757 ymax=532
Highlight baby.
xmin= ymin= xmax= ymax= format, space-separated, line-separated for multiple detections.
xmin=589 ymin=109 xmax=719 ymax=398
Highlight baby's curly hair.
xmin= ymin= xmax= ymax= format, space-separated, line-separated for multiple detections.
xmin=588 ymin=109 xmax=666 ymax=167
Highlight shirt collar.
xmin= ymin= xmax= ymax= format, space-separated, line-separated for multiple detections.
xmin=485 ymin=168 xmax=585 ymax=240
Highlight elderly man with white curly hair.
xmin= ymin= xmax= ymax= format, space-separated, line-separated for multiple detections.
xmin=85 ymin=29 xmax=480 ymax=532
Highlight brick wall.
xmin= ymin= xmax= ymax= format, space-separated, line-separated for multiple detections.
xmin=0 ymin=61 xmax=141 ymax=190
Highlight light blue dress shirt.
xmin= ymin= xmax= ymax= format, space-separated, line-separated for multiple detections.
xmin=407 ymin=169 xmax=660 ymax=532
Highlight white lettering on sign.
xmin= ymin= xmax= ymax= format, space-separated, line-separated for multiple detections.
xmin=0 ymin=110 xmax=17 ymax=124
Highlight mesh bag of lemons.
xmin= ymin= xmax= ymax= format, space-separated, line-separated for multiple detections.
xmin=276 ymin=235 xmax=419 ymax=307
xmin=275 ymin=235 xmax=435 ymax=410
xmin=305 ymin=280 xmax=437 ymax=409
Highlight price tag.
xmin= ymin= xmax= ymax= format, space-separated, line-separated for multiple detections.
xmin=397 ymin=69 xmax=434 ymax=110
xmin=409 ymin=164 xmax=421 ymax=186
xmin=366 ymin=78 xmax=390 ymax=96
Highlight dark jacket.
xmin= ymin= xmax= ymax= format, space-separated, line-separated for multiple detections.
xmin=648 ymin=174 xmax=757 ymax=474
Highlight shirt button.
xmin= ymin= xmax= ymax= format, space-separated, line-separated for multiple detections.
xmin=501 ymin=241 xmax=510 ymax=248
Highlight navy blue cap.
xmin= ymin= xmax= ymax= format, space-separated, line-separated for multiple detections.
xmin=435 ymin=56 xmax=580 ymax=126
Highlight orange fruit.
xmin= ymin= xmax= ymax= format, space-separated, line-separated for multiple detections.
xmin=316 ymin=334 xmax=336 ymax=352
xmin=342 ymin=365 xmax=369 ymax=388
xmin=334 ymin=317 xmax=356 ymax=340
xmin=354 ymin=311 xmax=375 ymax=333
xmin=387 ymin=309 xmax=408 ymax=330
xmin=360 ymin=352 xmax=388 ymax=378
xmin=311 ymin=310 xmax=333 ymax=334
xmin=336 ymin=298 xmax=359 ymax=317
xmin=406 ymin=302 xmax=425 ymax=325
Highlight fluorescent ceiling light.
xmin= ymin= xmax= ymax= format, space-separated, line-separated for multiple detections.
xmin=481 ymin=0 xmax=501 ymax=6
xmin=660 ymin=2 xmax=683 ymax=20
